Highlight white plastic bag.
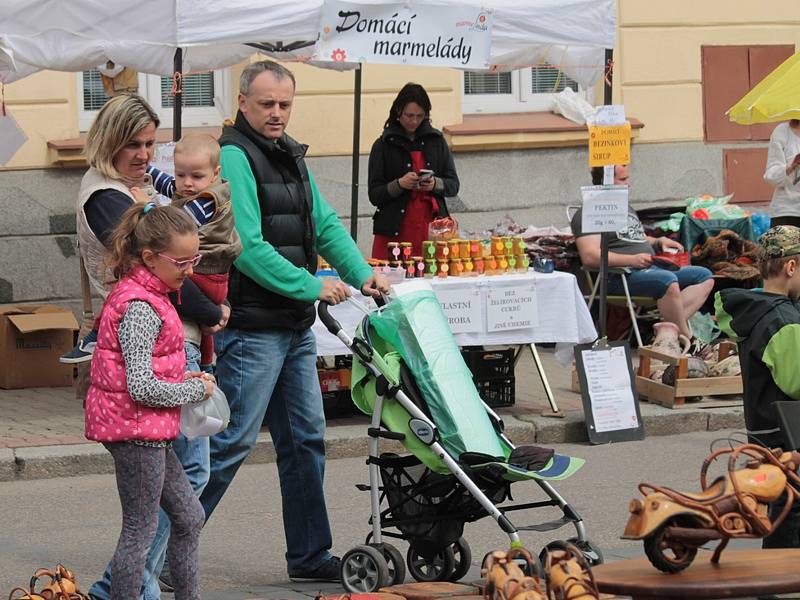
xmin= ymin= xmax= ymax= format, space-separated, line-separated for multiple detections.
xmin=180 ymin=384 xmax=230 ymax=439
xmin=552 ymin=88 xmax=596 ymax=125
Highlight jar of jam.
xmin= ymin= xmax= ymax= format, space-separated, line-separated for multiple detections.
xmin=404 ymin=260 xmax=415 ymax=278
xmin=513 ymin=235 xmax=526 ymax=255
xmin=469 ymin=239 xmax=482 ymax=259
xmin=474 ymin=257 xmax=485 ymax=275
xmin=413 ymin=256 xmax=425 ymax=278
xmin=462 ymin=257 xmax=475 ymax=276
xmin=486 ymin=256 xmax=499 ymax=275
xmin=387 ymin=242 xmax=401 ymax=262
xmin=400 ymin=242 xmax=413 ymax=260
xmin=491 ymin=236 xmax=504 ymax=255
xmin=515 ymin=254 xmax=530 ymax=271
xmin=507 ymin=255 xmax=518 ymax=272
xmin=459 ymin=239 xmax=470 ymax=257
xmin=435 ymin=241 xmax=450 ymax=260
xmin=449 ymin=258 xmax=464 ymax=277
xmin=498 ymin=255 xmax=509 ymax=272
xmin=437 ymin=259 xmax=450 ymax=278
xmin=388 ymin=260 xmax=402 ymax=269
xmin=502 ymin=236 xmax=514 ymax=255
xmin=425 ymin=259 xmax=437 ymax=278
xmin=447 ymin=239 xmax=461 ymax=259
xmin=481 ymin=239 xmax=493 ymax=258
xmin=422 ymin=240 xmax=436 ymax=259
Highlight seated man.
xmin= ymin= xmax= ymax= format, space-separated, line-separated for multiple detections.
xmin=570 ymin=164 xmax=714 ymax=339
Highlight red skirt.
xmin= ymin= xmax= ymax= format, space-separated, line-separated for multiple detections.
xmin=371 ymin=193 xmax=436 ymax=260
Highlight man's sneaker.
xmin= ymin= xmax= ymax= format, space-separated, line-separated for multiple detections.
xmin=288 ymin=556 xmax=341 ymax=582
xmin=59 ymin=329 xmax=98 ymax=364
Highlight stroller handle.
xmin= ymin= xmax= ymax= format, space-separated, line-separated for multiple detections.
xmin=317 ymin=301 xmax=342 ymax=335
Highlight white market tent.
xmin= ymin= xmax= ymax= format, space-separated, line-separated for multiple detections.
xmin=0 ymin=0 xmax=615 ymax=85
xmin=0 ymin=0 xmax=617 ymax=236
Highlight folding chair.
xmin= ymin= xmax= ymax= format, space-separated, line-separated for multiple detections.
xmin=567 ymin=205 xmax=658 ymax=347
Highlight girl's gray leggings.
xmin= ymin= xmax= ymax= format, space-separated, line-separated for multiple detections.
xmin=104 ymin=442 xmax=205 ymax=600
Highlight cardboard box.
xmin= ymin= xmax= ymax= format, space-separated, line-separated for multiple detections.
xmin=318 ymin=368 xmax=352 ymax=393
xmin=0 ymin=304 xmax=79 ymax=389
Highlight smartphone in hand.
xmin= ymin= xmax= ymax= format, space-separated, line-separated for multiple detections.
xmin=418 ymin=169 xmax=434 ymax=181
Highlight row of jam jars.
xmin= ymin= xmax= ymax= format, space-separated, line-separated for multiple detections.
xmin=388 ymin=241 xmax=415 ymax=260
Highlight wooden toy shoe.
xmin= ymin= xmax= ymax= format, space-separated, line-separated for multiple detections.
xmin=542 ymin=542 xmax=599 ymax=600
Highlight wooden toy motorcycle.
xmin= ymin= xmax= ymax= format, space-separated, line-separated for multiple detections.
xmin=622 ymin=444 xmax=800 ymax=573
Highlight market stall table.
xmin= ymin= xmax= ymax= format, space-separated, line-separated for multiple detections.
xmin=312 ymin=270 xmax=598 ymax=411
xmin=593 ymin=548 xmax=800 ymax=600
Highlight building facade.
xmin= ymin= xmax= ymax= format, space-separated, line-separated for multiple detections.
xmin=1 ymin=0 xmax=798 ymax=312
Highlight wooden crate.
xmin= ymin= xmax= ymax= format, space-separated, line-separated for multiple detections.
xmin=636 ymin=342 xmax=742 ymax=409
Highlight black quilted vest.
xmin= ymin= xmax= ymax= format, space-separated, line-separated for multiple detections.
xmin=219 ymin=112 xmax=318 ymax=330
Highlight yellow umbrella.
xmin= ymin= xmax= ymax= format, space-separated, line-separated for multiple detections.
xmin=728 ymin=51 xmax=800 ymax=124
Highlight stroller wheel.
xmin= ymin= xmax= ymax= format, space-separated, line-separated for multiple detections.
xmin=341 ymin=545 xmax=391 ymax=593
xmin=407 ymin=543 xmax=456 ymax=582
xmin=374 ymin=542 xmax=406 ymax=586
xmin=447 ymin=537 xmax=472 ymax=582
xmin=565 ymin=537 xmax=604 ymax=566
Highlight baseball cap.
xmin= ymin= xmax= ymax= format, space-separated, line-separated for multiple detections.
xmin=759 ymin=225 xmax=800 ymax=258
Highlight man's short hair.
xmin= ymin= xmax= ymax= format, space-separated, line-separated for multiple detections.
xmin=174 ymin=133 xmax=220 ymax=168
xmin=240 ymin=60 xmax=296 ymax=95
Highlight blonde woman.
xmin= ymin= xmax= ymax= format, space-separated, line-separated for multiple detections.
xmin=76 ymin=94 xmax=223 ymax=600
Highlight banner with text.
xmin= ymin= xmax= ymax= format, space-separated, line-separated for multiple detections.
xmin=486 ymin=280 xmax=538 ymax=332
xmin=316 ymin=1 xmax=493 ymax=68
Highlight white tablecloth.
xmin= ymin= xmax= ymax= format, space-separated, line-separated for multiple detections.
xmin=312 ymin=270 xmax=597 ymax=356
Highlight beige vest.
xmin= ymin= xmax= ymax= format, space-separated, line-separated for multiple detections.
xmin=76 ymin=168 xmax=133 ymax=298
xmin=76 ymin=168 xmax=203 ymax=346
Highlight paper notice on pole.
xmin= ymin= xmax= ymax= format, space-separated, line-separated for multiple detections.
xmin=435 ymin=285 xmax=482 ymax=333
xmin=580 ymin=346 xmax=639 ymax=433
xmin=0 ymin=111 xmax=27 ymax=166
xmin=581 ymin=185 xmax=628 ymax=233
xmin=486 ymin=280 xmax=538 ymax=332
xmin=588 ymin=123 xmax=631 ymax=167
xmin=594 ymin=104 xmax=626 ymax=126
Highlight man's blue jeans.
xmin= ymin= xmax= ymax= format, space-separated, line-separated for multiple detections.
xmin=90 ymin=342 xmax=210 ymax=600
xmin=199 ymin=326 xmax=333 ymax=573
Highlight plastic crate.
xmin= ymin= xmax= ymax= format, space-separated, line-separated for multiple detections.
xmin=322 ymin=389 xmax=354 ymax=418
xmin=461 ymin=347 xmax=514 ymax=379
xmin=474 ymin=377 xmax=515 ymax=408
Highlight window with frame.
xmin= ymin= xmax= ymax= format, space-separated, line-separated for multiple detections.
xmin=78 ymin=68 xmax=230 ymax=131
xmin=462 ymin=65 xmax=584 ymax=114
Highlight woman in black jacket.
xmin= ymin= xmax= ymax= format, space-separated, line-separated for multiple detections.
xmin=368 ymin=83 xmax=460 ymax=259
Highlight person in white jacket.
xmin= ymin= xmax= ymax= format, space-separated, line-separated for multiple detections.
xmin=764 ymin=119 xmax=800 ymax=227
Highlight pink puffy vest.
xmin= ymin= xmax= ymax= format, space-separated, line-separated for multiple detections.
xmin=85 ymin=265 xmax=186 ymax=443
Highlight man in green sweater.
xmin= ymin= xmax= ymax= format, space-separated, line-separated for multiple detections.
xmin=199 ymin=60 xmax=388 ymax=581
xmin=715 ymin=225 xmax=800 ymax=549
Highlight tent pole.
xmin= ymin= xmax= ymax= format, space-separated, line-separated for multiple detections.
xmin=349 ymin=64 xmax=362 ymax=241
xmin=173 ymin=48 xmax=182 ymax=142
xmin=598 ymin=48 xmax=613 ymax=339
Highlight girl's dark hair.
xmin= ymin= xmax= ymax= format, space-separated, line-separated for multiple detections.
xmin=107 ymin=204 xmax=197 ymax=280
xmin=384 ymin=83 xmax=432 ymax=129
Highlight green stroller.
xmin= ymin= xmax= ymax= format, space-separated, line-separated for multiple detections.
xmin=317 ymin=286 xmax=599 ymax=593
